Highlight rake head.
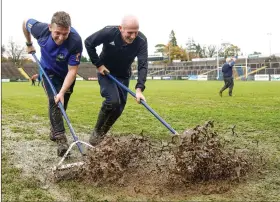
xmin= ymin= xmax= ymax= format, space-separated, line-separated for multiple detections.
xmin=52 ymin=161 xmax=85 ymax=181
xmin=51 ymin=140 xmax=94 ymax=182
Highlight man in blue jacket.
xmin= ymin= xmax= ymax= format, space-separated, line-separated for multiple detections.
xmin=85 ymin=15 xmax=148 ymax=146
xmin=23 ymin=11 xmax=83 ymax=156
xmin=219 ymin=57 xmax=237 ymax=97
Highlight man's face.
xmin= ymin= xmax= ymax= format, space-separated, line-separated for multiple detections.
xmin=49 ymin=23 xmax=70 ymax=45
xmin=119 ymin=26 xmax=139 ymax=44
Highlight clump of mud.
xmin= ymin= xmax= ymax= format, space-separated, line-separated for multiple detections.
xmin=170 ymin=121 xmax=251 ymax=183
xmin=58 ymin=121 xmax=259 ymax=194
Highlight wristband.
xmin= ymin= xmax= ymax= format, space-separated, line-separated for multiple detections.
xmin=26 ymin=42 xmax=33 ymax=47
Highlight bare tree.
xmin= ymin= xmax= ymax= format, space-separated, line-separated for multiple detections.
xmin=6 ymin=38 xmax=26 ymax=66
xmin=207 ymin=45 xmax=217 ymax=57
xmin=224 ymin=44 xmax=240 ymax=58
xmin=193 ymin=43 xmax=206 ymax=58
xmin=1 ymin=44 xmax=5 ymax=57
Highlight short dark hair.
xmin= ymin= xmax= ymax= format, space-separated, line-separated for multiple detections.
xmin=51 ymin=11 xmax=71 ymax=27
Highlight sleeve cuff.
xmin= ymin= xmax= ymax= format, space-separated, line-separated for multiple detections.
xmin=135 ymin=83 xmax=145 ymax=92
xmin=95 ymin=60 xmax=104 ymax=68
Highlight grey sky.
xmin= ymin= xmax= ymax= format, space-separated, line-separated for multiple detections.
xmin=2 ymin=0 xmax=279 ymax=59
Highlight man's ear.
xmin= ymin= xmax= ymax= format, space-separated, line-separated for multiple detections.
xmin=48 ymin=24 xmax=52 ymax=31
xmin=118 ymin=25 xmax=122 ymax=32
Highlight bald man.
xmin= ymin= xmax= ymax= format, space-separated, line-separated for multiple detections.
xmin=85 ymin=15 xmax=148 ymax=146
xmin=219 ymin=57 xmax=237 ymax=97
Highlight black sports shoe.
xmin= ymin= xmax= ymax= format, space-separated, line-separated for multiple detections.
xmin=55 ymin=133 xmax=70 ymax=157
xmin=49 ymin=131 xmax=57 ymax=142
xmin=89 ymin=130 xmax=105 ymax=146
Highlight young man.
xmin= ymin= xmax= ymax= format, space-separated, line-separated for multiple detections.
xmin=85 ymin=15 xmax=148 ymax=146
xmin=219 ymin=57 xmax=237 ymax=97
xmin=23 ymin=11 xmax=83 ymax=156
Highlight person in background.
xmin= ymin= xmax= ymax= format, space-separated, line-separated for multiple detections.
xmin=219 ymin=57 xmax=237 ymax=97
xmin=31 ymin=74 xmax=38 ymax=86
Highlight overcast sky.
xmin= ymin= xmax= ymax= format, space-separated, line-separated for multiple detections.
xmin=2 ymin=0 xmax=280 ymax=59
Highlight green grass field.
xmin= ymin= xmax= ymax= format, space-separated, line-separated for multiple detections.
xmin=2 ymin=80 xmax=280 ymax=201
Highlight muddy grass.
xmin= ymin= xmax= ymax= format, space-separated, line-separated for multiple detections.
xmin=2 ymin=119 xmax=265 ymax=200
xmin=70 ymin=121 xmax=258 ymax=196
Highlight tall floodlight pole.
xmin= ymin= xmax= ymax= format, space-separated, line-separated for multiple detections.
xmin=216 ymin=43 xmax=219 ymax=80
xmin=245 ymin=53 xmax=248 ymax=80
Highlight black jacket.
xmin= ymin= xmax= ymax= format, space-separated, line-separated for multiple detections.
xmin=222 ymin=61 xmax=235 ymax=78
xmin=85 ymin=26 xmax=148 ymax=91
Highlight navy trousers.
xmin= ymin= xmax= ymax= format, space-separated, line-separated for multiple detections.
xmin=220 ymin=76 xmax=234 ymax=96
xmin=97 ymin=73 xmax=129 ymax=128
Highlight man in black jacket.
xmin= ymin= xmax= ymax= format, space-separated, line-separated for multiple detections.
xmin=219 ymin=57 xmax=237 ymax=97
xmin=85 ymin=15 xmax=148 ymax=146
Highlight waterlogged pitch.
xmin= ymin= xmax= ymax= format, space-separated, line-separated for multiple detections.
xmin=2 ymin=80 xmax=280 ymax=201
